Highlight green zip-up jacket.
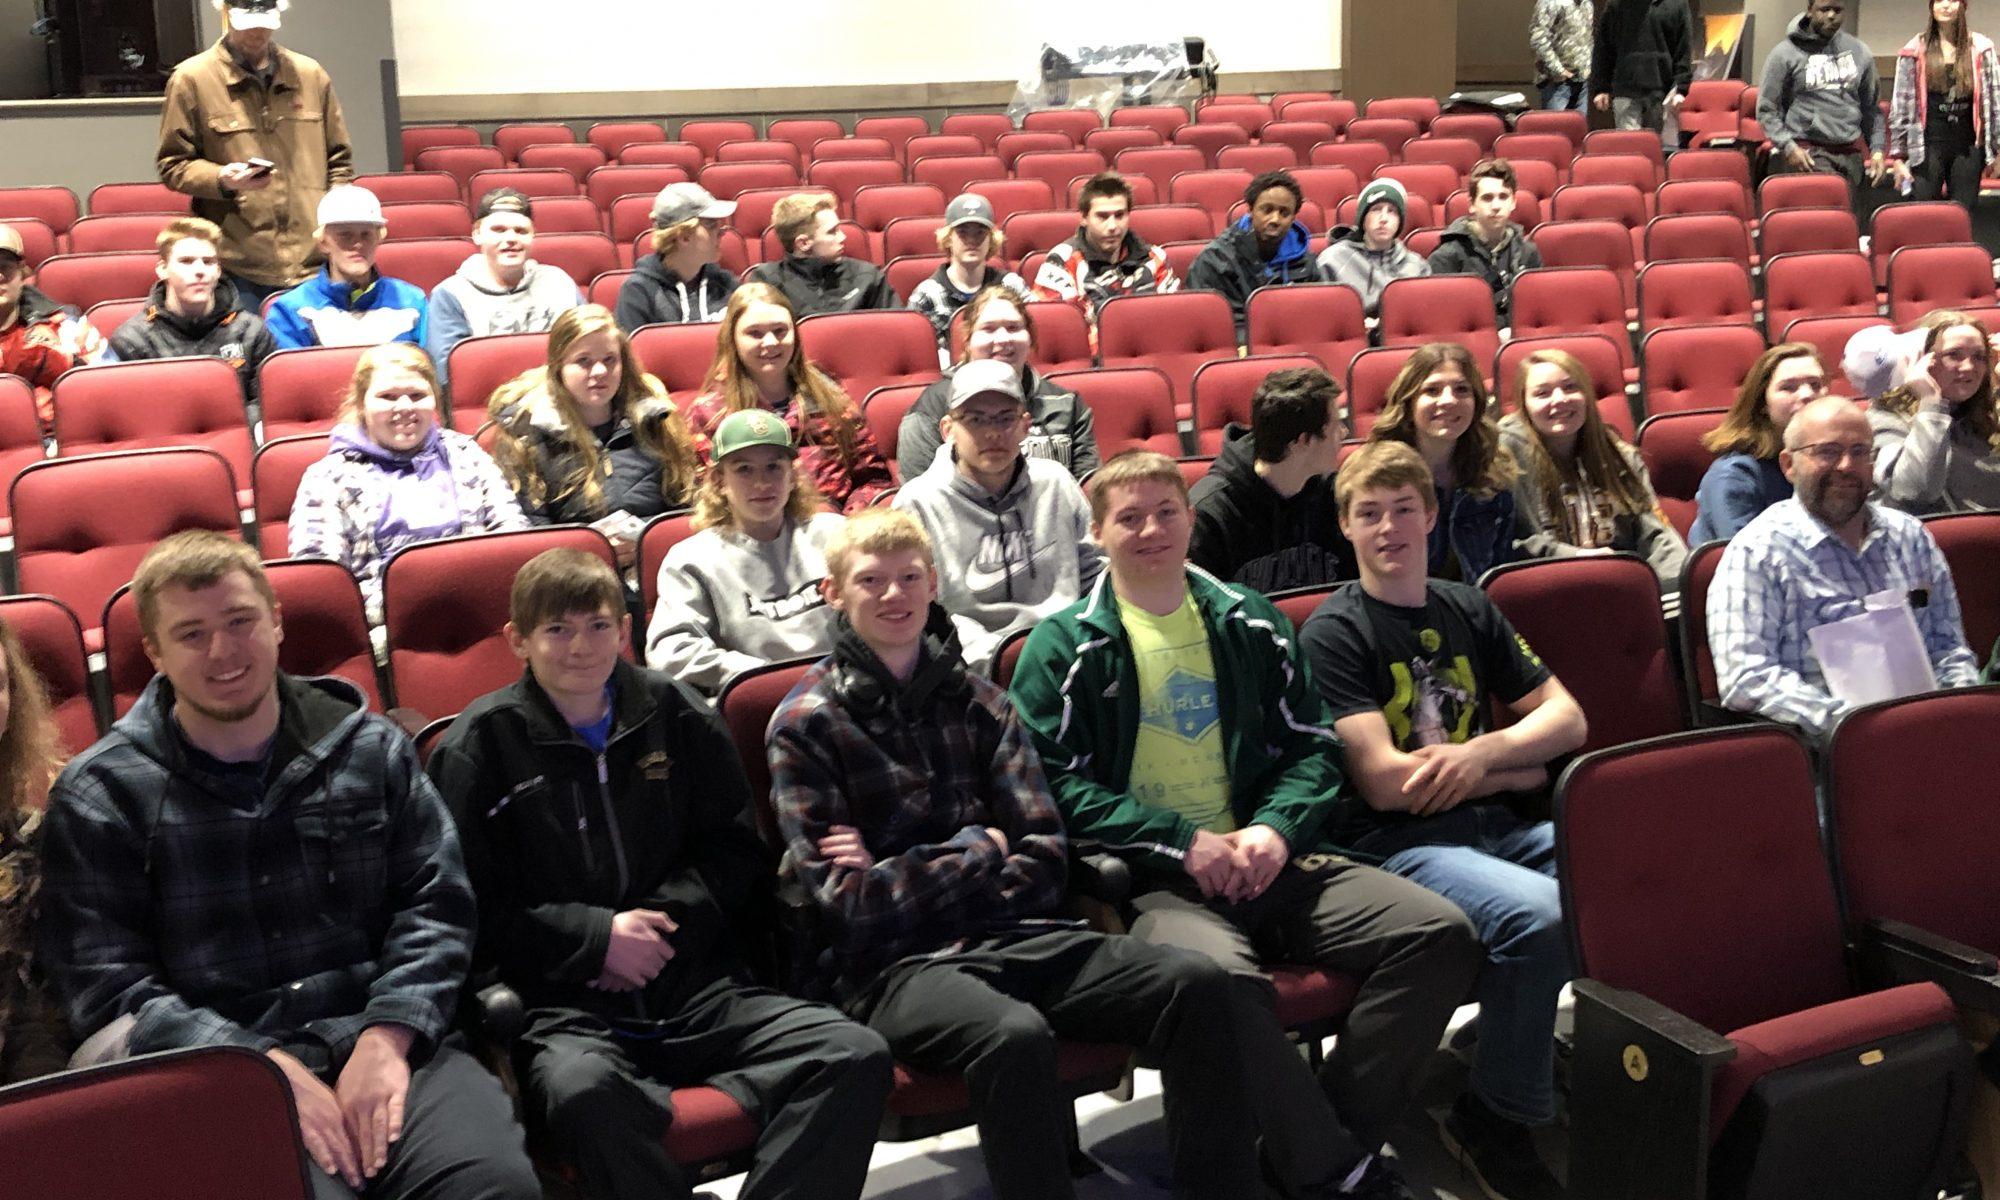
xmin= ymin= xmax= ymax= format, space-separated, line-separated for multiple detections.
xmin=1008 ymin=566 xmax=1349 ymax=880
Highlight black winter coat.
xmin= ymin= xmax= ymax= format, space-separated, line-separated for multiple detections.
xmin=427 ymin=660 xmax=774 ymax=1020
xmin=744 ymin=254 xmax=898 ymax=317
xmin=1187 ymin=424 xmax=1356 ymax=593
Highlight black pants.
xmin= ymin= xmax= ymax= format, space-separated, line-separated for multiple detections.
xmin=854 ymin=929 xmax=1259 ymax=1200
xmin=307 ymin=1036 xmax=540 ymax=1200
xmin=1914 ymin=134 xmax=1985 ymax=211
xmin=1128 ymin=857 xmax=1483 ymax=1166
xmin=517 ymin=980 xmax=893 ymax=1200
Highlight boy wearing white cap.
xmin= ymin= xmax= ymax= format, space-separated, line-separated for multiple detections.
xmin=892 ymin=358 xmax=1102 ymax=674
xmin=613 ymin=183 xmax=742 ymax=332
xmin=267 ymin=185 xmax=430 ymax=350
xmin=157 ymin=0 xmax=354 ymax=307
xmin=906 ymin=194 xmax=1031 ymax=343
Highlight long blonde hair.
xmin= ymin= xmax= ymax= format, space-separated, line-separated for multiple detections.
xmin=488 ymin=305 xmax=700 ymax=515
xmin=1874 ymin=309 xmax=2000 ymax=449
xmin=1369 ymin=342 xmax=1515 ymax=496
xmin=1510 ymin=350 xmax=1653 ymax=537
xmin=701 ymin=282 xmax=864 ymax=462
xmin=0 ymin=619 xmax=64 ymax=816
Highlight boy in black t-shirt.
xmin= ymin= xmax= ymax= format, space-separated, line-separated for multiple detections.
xmin=1300 ymin=441 xmax=1587 ymax=1200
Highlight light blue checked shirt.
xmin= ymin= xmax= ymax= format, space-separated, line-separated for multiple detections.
xmin=1708 ymin=497 xmax=1979 ymax=736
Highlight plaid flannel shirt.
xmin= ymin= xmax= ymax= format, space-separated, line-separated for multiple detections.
xmin=768 ymin=632 xmax=1071 ymax=1000
xmin=38 ymin=674 xmax=475 ymax=1068
xmin=1707 ymin=498 xmax=1979 ymax=735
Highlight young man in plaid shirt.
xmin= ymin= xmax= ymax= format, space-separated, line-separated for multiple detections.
xmin=770 ymin=509 xmax=1397 ymax=1200
xmin=38 ymin=532 xmax=538 ymax=1200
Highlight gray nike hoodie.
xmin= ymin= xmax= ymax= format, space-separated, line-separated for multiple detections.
xmin=892 ymin=451 xmax=1104 ymax=675
xmin=645 ymin=511 xmax=846 ymax=697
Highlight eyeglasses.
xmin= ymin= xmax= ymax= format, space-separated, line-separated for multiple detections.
xmin=953 ymin=410 xmax=1027 ymax=432
xmin=1793 ymin=441 xmax=1876 ymax=466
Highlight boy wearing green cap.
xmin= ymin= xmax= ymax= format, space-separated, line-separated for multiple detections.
xmin=647 ymin=409 xmax=846 ymax=696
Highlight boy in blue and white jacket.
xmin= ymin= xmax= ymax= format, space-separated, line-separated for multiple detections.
xmin=266 ymin=186 xmax=428 ymax=350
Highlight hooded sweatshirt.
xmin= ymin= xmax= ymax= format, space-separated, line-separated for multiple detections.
xmin=288 ymin=421 xmax=527 ymax=624
xmin=645 ymin=510 xmax=847 ymax=696
xmin=490 ymin=377 xmax=688 ymax=524
xmin=424 ymin=257 xmax=583 ymax=388
xmin=1426 ymin=217 xmax=1542 ymax=322
xmin=105 ymin=277 xmax=277 ymax=401
xmin=743 ymin=254 xmax=897 ymax=318
xmin=1316 ymin=225 xmax=1432 ymax=316
xmin=893 ymin=451 xmax=1104 ymax=675
xmin=1185 ymin=217 xmax=1317 ymax=331
xmin=264 ymin=266 xmax=428 ymax=351
xmin=1187 ymin=424 xmax=1356 ymax=593
xmin=896 ymin=363 xmax=1100 ymax=482
xmin=1757 ymin=12 xmax=1884 ymax=156
xmin=613 ymin=254 xmax=740 ymax=332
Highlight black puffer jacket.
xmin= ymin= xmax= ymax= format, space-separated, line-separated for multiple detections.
xmin=491 ymin=379 xmax=688 ymax=523
xmin=613 ymin=254 xmax=739 ymax=332
xmin=427 ymin=659 xmax=773 ymax=1019
xmin=744 ymin=254 xmax=897 ymax=317
xmin=1187 ymin=423 xmax=1356 ymax=593
xmin=106 ymin=277 xmax=277 ymax=401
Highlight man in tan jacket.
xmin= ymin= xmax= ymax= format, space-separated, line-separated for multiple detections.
xmin=156 ymin=0 xmax=353 ymax=308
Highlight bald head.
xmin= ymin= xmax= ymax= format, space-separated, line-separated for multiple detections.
xmin=1783 ymin=395 xmax=1869 ymax=451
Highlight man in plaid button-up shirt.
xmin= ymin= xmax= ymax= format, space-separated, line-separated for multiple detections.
xmin=39 ymin=532 xmax=537 ymax=1200
xmin=1709 ymin=397 xmax=1978 ymax=736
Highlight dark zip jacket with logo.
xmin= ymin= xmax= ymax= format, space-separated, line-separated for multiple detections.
xmin=427 ymin=658 xmax=772 ymax=1021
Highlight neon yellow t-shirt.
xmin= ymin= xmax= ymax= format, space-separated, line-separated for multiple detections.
xmin=1122 ymin=593 xmax=1234 ymax=834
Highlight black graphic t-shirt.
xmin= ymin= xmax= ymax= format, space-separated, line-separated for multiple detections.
xmin=1300 ymin=580 xmax=1550 ymax=845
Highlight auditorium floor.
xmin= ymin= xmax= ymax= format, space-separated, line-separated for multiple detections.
xmin=697 ymin=1004 xmax=1570 ymax=1199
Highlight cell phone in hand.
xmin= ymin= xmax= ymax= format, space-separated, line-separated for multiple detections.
xmin=244 ymin=158 xmax=275 ymax=176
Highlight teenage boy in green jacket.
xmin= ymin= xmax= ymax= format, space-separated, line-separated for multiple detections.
xmin=1009 ymin=449 xmax=1484 ymax=1200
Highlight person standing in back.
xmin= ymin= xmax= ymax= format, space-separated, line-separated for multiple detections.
xmin=157 ymin=0 xmax=355 ymax=309
xmin=1531 ymin=0 xmax=1595 ymax=112
xmin=1590 ymin=0 xmax=1694 ymax=132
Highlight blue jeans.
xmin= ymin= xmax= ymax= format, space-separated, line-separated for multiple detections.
xmin=1539 ymin=79 xmax=1586 ymax=111
xmin=1353 ymin=804 xmax=1569 ymax=1124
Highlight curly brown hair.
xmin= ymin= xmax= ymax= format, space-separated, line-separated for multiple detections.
xmin=1368 ymin=342 xmax=1516 ymax=495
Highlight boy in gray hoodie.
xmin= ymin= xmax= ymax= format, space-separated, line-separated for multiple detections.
xmin=1758 ymin=0 xmax=1888 ymax=188
xmin=425 ymin=189 xmax=583 ymax=388
xmin=893 ymin=358 xmax=1103 ymax=675
xmin=1315 ymin=178 xmax=1431 ymax=317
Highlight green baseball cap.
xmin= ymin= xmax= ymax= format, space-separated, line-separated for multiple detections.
xmin=712 ymin=409 xmax=796 ymax=460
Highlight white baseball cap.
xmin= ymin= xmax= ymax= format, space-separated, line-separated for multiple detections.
xmin=224 ymin=0 xmax=284 ymax=30
xmin=316 ymin=185 xmax=386 ymax=228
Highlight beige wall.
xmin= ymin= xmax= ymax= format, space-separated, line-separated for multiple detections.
xmin=1 ymin=2 xmax=395 ymax=198
xmin=392 ymin=0 xmax=1340 ymax=111
xmin=1459 ymin=0 xmax=1542 ymax=87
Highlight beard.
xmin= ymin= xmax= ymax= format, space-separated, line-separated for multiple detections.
xmin=1801 ymin=471 xmax=1867 ymax=529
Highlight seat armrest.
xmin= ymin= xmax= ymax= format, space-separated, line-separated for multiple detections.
xmin=472 ymin=981 xmax=526 ymax=1046
xmin=1569 ymin=978 xmax=1735 ymax=1200
xmin=1857 ymin=916 xmax=2000 ymax=1011
xmin=1068 ymin=846 xmax=1133 ymax=905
